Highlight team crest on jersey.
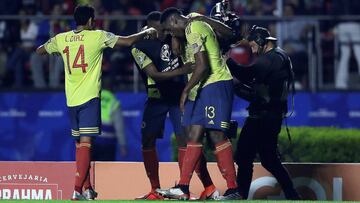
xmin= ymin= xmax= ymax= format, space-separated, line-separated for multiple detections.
xmin=160 ymin=44 xmax=171 ymax=62
xmin=106 ymin=32 xmax=115 ymax=39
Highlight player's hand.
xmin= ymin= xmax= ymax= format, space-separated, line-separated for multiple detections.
xmin=180 ymin=63 xmax=194 ymax=74
xmin=144 ymin=27 xmax=158 ymax=39
xmin=180 ymin=89 xmax=189 ymax=113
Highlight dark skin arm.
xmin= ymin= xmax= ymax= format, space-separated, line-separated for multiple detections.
xmin=36 ymin=46 xmax=49 ymax=55
xmin=143 ymin=63 xmax=194 ymax=82
xmin=190 ymin=15 xmax=233 ymax=40
xmin=180 ymin=51 xmax=209 ymax=112
xmin=116 ymin=28 xmax=157 ymax=47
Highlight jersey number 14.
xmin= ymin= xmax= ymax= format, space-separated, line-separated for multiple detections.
xmin=63 ymin=45 xmax=88 ymax=74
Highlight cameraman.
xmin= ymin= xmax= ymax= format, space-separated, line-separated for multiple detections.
xmin=227 ymin=26 xmax=301 ymax=200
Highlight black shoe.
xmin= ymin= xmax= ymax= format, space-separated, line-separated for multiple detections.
xmin=286 ymin=193 xmax=302 ymax=200
xmin=216 ymin=188 xmax=243 ymax=200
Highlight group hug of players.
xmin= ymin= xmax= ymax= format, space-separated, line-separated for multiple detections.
xmin=36 ymin=4 xmax=301 ymax=201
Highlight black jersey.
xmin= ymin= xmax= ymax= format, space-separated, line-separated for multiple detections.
xmin=131 ymin=38 xmax=185 ymax=102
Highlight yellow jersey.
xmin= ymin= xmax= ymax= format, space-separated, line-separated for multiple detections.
xmin=44 ymin=30 xmax=118 ymax=106
xmin=185 ymin=13 xmax=232 ymax=88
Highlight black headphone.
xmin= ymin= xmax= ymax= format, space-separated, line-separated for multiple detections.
xmin=248 ymin=25 xmax=269 ymax=47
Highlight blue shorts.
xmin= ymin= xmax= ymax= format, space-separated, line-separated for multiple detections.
xmin=182 ymin=80 xmax=234 ymax=131
xmin=68 ymin=97 xmax=101 ymax=138
xmin=142 ymin=98 xmax=184 ymax=138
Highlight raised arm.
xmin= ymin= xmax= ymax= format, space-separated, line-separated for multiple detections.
xmin=191 ymin=15 xmax=233 ymax=40
xmin=116 ymin=28 xmax=157 ymax=47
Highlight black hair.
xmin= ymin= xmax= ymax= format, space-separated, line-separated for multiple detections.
xmin=146 ymin=11 xmax=161 ymax=22
xmin=247 ymin=25 xmax=276 ymax=47
xmin=74 ymin=5 xmax=95 ymax=26
xmin=160 ymin=7 xmax=182 ymax=24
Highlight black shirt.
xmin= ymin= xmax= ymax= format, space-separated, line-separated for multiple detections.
xmin=228 ymin=47 xmax=293 ymax=114
xmin=132 ymin=38 xmax=186 ymax=102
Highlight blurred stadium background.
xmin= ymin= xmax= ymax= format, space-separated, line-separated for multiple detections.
xmin=0 ymin=0 xmax=360 ymax=200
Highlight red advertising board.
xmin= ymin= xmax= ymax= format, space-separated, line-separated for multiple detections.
xmin=0 ymin=162 xmax=79 ymax=200
xmin=0 ymin=162 xmax=359 ymax=200
xmin=94 ymin=162 xmax=360 ymax=200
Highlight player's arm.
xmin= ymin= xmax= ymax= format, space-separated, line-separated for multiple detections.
xmin=131 ymin=47 xmax=192 ymax=81
xmin=190 ymin=15 xmax=233 ymax=40
xmin=143 ymin=63 xmax=193 ymax=82
xmin=36 ymin=36 xmax=59 ymax=55
xmin=183 ymin=51 xmax=208 ymax=93
xmin=115 ymin=28 xmax=157 ymax=47
xmin=36 ymin=45 xmax=48 ymax=55
xmin=183 ymin=23 xmax=209 ymax=95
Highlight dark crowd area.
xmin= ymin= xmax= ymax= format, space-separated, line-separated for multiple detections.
xmin=0 ymin=0 xmax=360 ymax=90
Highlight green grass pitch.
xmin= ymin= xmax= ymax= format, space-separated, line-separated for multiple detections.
xmin=0 ymin=201 xmax=357 ymax=203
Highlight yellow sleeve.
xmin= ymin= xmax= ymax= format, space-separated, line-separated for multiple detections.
xmin=99 ymin=30 xmax=119 ymax=49
xmin=185 ymin=22 xmax=206 ymax=54
xmin=44 ymin=36 xmax=59 ymax=54
xmin=131 ymin=47 xmax=153 ymax=70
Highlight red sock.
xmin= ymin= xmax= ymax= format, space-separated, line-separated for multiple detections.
xmin=179 ymin=142 xmax=203 ymax=185
xmin=83 ymin=171 xmax=92 ymax=190
xmin=215 ymin=140 xmax=237 ymax=189
xmin=177 ymin=147 xmax=186 ymax=176
xmin=74 ymin=142 xmax=92 ymax=193
xmin=74 ymin=142 xmax=80 ymax=192
xmin=142 ymin=148 xmax=160 ymax=190
xmin=78 ymin=142 xmax=93 ymax=190
xmin=195 ymin=153 xmax=214 ymax=188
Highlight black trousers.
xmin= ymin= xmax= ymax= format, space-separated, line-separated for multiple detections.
xmin=235 ymin=115 xmax=298 ymax=199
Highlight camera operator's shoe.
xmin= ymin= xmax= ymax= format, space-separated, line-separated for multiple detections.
xmin=156 ymin=185 xmax=189 ymax=200
xmin=71 ymin=191 xmax=86 ymax=201
xmin=215 ymin=188 xmax=243 ymax=200
xmin=287 ymin=193 xmax=303 ymax=200
xmin=135 ymin=190 xmax=164 ymax=200
xmin=83 ymin=188 xmax=98 ymax=200
xmin=199 ymin=184 xmax=220 ymax=200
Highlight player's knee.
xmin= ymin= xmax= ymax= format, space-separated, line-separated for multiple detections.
xmin=175 ymin=134 xmax=187 ymax=148
xmin=141 ymin=134 xmax=156 ymax=149
xmin=188 ymin=125 xmax=205 ymax=142
xmin=79 ymin=136 xmax=92 ymax=143
xmin=208 ymin=130 xmax=227 ymax=144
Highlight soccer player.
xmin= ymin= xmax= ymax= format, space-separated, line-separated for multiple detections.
xmin=36 ymin=5 xmax=156 ymax=200
xmin=156 ymin=8 xmax=242 ymax=200
xmin=131 ymin=11 xmax=219 ymax=200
